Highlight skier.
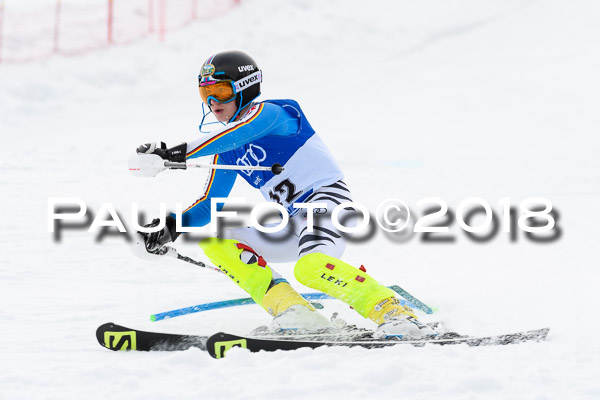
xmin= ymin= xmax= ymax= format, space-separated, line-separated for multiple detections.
xmin=133 ymin=50 xmax=434 ymax=338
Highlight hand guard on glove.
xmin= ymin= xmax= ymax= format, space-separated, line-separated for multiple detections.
xmin=137 ymin=142 xmax=187 ymax=163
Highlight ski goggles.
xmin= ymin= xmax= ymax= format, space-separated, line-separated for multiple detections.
xmin=199 ymin=80 xmax=236 ymax=104
xmin=198 ymin=70 xmax=262 ymax=105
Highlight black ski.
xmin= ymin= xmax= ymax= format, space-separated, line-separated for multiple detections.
xmin=206 ymin=328 xmax=550 ymax=358
xmin=96 ymin=322 xmax=208 ymax=351
xmin=96 ymin=322 xmax=549 ymax=359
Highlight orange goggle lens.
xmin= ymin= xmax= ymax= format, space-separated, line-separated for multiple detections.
xmin=198 ymin=81 xmax=236 ymax=104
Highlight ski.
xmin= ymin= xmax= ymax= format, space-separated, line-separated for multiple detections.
xmin=207 ymin=328 xmax=549 ymax=358
xmin=96 ymin=322 xmax=207 ymax=351
xmin=96 ymin=322 xmax=549 ymax=359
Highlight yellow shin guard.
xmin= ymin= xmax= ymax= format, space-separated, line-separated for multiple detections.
xmin=199 ymin=238 xmax=273 ymax=306
xmin=199 ymin=238 xmax=313 ymax=316
xmin=294 ymin=253 xmax=412 ymax=324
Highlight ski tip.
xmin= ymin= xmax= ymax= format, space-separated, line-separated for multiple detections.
xmin=96 ymin=322 xmax=116 ymax=349
xmin=206 ymin=332 xmax=248 ymax=359
xmin=96 ymin=322 xmax=139 ymax=351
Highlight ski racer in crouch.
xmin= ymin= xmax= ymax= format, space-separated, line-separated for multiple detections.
xmin=132 ymin=50 xmax=435 ymax=338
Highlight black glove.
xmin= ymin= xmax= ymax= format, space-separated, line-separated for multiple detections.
xmin=137 ymin=142 xmax=187 ymax=163
xmin=140 ymin=215 xmax=181 ymax=255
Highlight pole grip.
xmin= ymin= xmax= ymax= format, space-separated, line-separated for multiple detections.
xmin=164 ymin=161 xmax=187 ymax=169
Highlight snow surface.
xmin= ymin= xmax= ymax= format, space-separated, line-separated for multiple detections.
xmin=2 ymin=0 xmax=600 ymax=399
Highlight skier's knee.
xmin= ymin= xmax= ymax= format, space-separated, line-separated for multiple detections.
xmin=199 ymin=238 xmax=273 ymax=305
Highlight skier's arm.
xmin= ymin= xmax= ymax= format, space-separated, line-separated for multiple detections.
xmin=134 ymin=155 xmax=235 ymax=257
xmin=186 ymin=102 xmax=299 ymax=159
xmin=177 ymin=154 xmax=237 ymax=227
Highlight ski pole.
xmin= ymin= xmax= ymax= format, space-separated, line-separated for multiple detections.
xmin=389 ymin=285 xmax=433 ymax=314
xmin=165 ymin=161 xmax=284 ymax=175
xmin=150 ymin=291 xmax=420 ymax=322
xmin=162 ymin=248 xmax=434 ymax=314
xmin=164 ymin=246 xmax=222 ymax=273
xmin=128 ymin=152 xmax=284 ymax=177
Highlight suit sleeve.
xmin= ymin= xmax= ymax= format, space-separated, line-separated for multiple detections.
xmin=176 ymin=154 xmax=237 ymax=227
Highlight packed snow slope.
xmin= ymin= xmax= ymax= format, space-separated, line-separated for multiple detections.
xmin=2 ymin=0 xmax=600 ymax=399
